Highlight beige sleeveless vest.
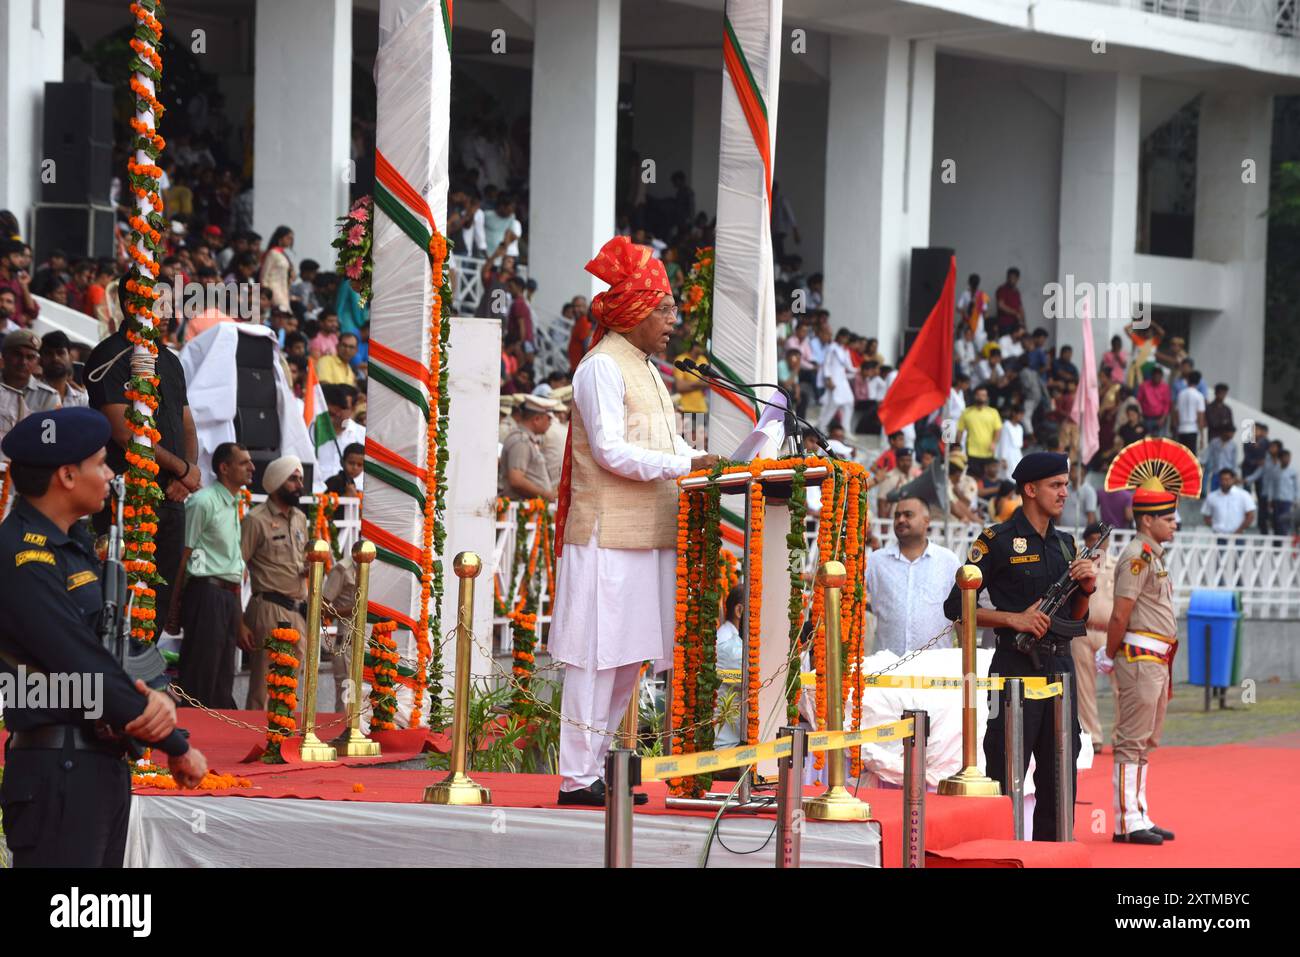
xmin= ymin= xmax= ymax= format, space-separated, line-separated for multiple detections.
xmin=565 ymin=331 xmax=682 ymax=549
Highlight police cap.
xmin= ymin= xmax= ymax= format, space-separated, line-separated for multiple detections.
xmin=1011 ymin=451 xmax=1070 ymax=484
xmin=0 ymin=407 xmax=111 ymax=467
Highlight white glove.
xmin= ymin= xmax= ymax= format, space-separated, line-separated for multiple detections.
xmin=1095 ymin=647 xmax=1115 ymax=675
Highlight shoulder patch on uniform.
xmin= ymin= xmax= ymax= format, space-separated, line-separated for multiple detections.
xmin=15 ymin=548 xmax=56 ymax=567
xmin=980 ymin=526 xmax=996 ymax=541
xmin=67 ymin=570 xmax=97 ymax=590
xmin=22 ymin=532 xmax=47 ymax=546
xmin=1129 ymin=558 xmax=1145 ymax=576
xmin=968 ymin=539 xmax=989 ymax=563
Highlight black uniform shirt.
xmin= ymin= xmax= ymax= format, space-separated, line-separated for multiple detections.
xmin=86 ymin=329 xmax=189 ymax=486
xmin=0 ymin=498 xmax=188 ymax=755
xmin=943 ymin=506 xmax=1077 ymax=636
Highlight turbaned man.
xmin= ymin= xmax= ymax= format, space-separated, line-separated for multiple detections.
xmin=550 ymin=236 xmax=717 ymax=807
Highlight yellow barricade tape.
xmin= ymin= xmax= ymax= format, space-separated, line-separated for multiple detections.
xmin=640 ymin=717 xmax=919 ymax=781
xmin=716 ymin=670 xmax=1062 ymax=697
xmin=718 ymin=669 xmax=815 ymax=687
xmin=1025 ymin=681 xmax=1064 ymax=700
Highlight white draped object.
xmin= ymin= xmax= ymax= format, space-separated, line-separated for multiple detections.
xmin=707 ymin=0 xmax=783 ymax=458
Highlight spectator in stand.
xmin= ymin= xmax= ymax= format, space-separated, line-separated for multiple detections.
xmin=997 ymin=323 xmax=1027 ymax=362
xmin=945 ymin=372 xmax=969 ymax=434
xmin=483 ymin=193 xmax=523 ymax=259
xmin=956 ymin=273 xmax=990 ymax=348
xmin=0 ymin=289 xmax=20 ymax=335
xmin=1054 ymin=344 xmax=1079 ymax=382
xmin=0 ymin=239 xmax=39 ymax=328
xmin=873 ymin=430 xmax=908 ymax=474
xmin=1204 ymin=383 xmax=1233 ymax=437
xmin=318 ymin=332 xmax=359 ymax=388
xmin=31 ymin=248 xmax=68 ymax=297
xmin=0 ymin=331 xmax=61 ymax=456
xmin=1097 ymin=484 xmax=1134 ymax=530
xmin=475 ymin=254 xmax=515 ymax=322
xmin=260 ymin=226 xmax=296 ymax=312
xmin=976 ymin=346 xmax=1004 ymax=388
xmin=1137 ymin=367 xmax=1171 ymax=436
xmin=81 ymin=259 xmax=116 ymax=337
xmin=1116 ymin=403 xmax=1147 ymax=449
xmin=64 ymin=259 xmax=94 ymax=314
xmin=1174 ymin=369 xmax=1207 ymax=453
xmin=290 ymin=258 xmax=321 ymax=317
xmin=941 ymin=453 xmax=981 ymax=524
xmin=567 ymin=295 xmax=594 ymax=371
xmin=504 ymin=275 xmax=535 ymax=354
xmin=533 ymin=370 xmax=571 ymax=399
xmin=1101 ymin=335 xmax=1128 ymax=384
xmin=37 ymin=331 xmax=88 ymax=408
xmin=314 ymin=384 xmax=365 ymax=494
xmin=1172 ymin=357 xmax=1209 ymax=402
xmin=324 ymin=443 xmax=365 ymax=497
xmin=956 ymin=386 xmax=1002 ymax=477
xmin=311 ymin=310 xmax=341 ymax=357
xmin=1244 ymin=438 xmax=1279 ymax=528
xmin=816 ymin=327 xmax=855 ymax=433
xmin=1061 ymin=461 xmax=1098 ymax=530
xmin=852 ymin=360 xmax=886 ymax=435
xmin=779 ymin=348 xmax=802 ymax=416
xmin=1202 ymin=469 xmax=1256 ymax=542
xmin=1204 ymin=426 xmax=1240 ymax=496
xmin=1242 ymin=423 xmax=1270 ymax=528
xmin=954 ymin=323 xmax=978 ymax=380
xmin=787 ymin=319 xmax=817 ymax=418
xmin=997 ymin=404 xmax=1026 ymax=479
xmin=673 ymin=340 xmax=709 ymax=417
xmin=808 ymin=322 xmax=831 ymax=406
xmin=336 ymin=275 xmax=369 ymax=336
xmin=224 ymin=250 xmax=259 ymax=289
xmin=993 ymin=267 xmax=1024 ymax=337
xmin=873 ymin=448 xmax=920 ymax=519
xmin=1273 ymin=449 xmax=1297 ymax=538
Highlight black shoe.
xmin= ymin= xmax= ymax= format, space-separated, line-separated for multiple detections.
xmin=557 ymin=781 xmax=606 ymax=807
xmin=1150 ymin=824 xmax=1175 ymax=841
xmin=1113 ymin=828 xmax=1164 ymax=845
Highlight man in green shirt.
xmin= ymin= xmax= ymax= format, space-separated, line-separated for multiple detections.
xmin=168 ymin=442 xmax=254 ymax=709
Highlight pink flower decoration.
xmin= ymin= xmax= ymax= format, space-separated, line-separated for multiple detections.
xmin=351 ymin=206 xmax=369 ymax=223
xmin=348 ymin=223 xmax=366 ymax=245
xmin=346 ymin=260 xmax=363 ymax=279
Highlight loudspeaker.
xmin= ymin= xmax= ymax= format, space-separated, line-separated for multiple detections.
xmin=42 ymin=81 xmax=114 ymax=204
xmin=236 ymin=405 xmax=280 ymax=449
xmin=32 ymin=205 xmax=115 ymax=264
xmin=887 ymin=458 xmax=949 ymax=513
xmin=908 ymin=246 xmax=955 ymax=331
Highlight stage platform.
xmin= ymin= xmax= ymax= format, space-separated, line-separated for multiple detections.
xmin=7 ymin=710 xmax=1295 ymax=867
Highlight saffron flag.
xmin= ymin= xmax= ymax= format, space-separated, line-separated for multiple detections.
xmin=878 ymin=255 xmax=956 ymax=436
xmin=1076 ymin=296 xmax=1100 ymax=464
xmin=304 ymin=358 xmax=334 ymax=450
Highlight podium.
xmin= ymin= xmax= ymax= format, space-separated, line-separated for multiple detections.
xmin=671 ymin=462 xmax=832 ymax=791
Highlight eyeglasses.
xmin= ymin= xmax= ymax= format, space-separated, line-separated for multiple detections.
xmin=653 ymin=303 xmax=680 ymax=319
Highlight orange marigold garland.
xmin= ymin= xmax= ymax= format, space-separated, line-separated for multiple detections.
xmin=507 ymin=499 xmax=550 ymax=715
xmin=122 ymin=0 xmax=167 ymax=645
xmin=669 ymin=488 xmax=690 ymax=792
xmin=262 ymin=626 xmax=301 ymax=763
xmin=744 ymin=472 xmax=764 ymax=744
xmin=366 ymin=620 xmax=400 ymax=731
xmin=0 ymin=466 xmax=11 ymax=519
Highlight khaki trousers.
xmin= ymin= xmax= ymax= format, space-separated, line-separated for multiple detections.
xmin=1111 ymin=653 xmax=1169 ymax=766
xmin=243 ymin=597 xmax=306 ymax=712
xmin=1071 ymin=628 xmax=1108 ymax=744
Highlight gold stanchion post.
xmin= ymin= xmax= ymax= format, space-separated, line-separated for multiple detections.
xmin=333 ymin=540 xmax=381 ymax=756
xmin=423 ymin=551 xmax=491 ymax=805
xmin=937 ymin=564 xmax=1001 ymax=796
xmin=803 ymin=561 xmax=870 ymax=821
xmin=299 ymin=539 xmax=338 ymax=762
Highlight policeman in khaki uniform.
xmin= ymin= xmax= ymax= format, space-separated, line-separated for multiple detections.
xmin=241 ymin=454 xmax=309 ymax=711
xmin=499 ymin=395 xmax=558 ymax=502
xmin=1102 ymin=437 xmax=1201 ymax=845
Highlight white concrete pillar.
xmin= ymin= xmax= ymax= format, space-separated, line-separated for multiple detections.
xmin=1057 ymin=73 xmax=1141 ymax=356
xmin=1193 ymin=92 xmax=1272 ymax=409
xmin=0 ymin=0 xmax=64 ymax=234
xmin=690 ymin=68 xmax=721 ymax=222
xmin=822 ymin=35 xmax=933 ymax=362
xmin=528 ymin=0 xmax=620 ymax=315
xmin=253 ymin=0 xmax=351 ymax=266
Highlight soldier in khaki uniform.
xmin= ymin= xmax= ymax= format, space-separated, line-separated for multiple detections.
xmin=499 ymin=395 xmax=558 ymax=501
xmin=1074 ymin=521 xmax=1116 ymax=750
xmin=241 ymin=455 xmax=309 ymax=711
xmin=1106 ymin=487 xmax=1181 ymax=845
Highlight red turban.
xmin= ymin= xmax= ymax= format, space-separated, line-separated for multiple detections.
xmin=585 ymin=236 xmax=672 ymax=334
xmin=554 ymin=237 xmax=673 ymax=557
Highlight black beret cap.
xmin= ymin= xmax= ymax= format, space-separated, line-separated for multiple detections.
xmin=1 ymin=407 xmax=111 ymax=466
xmin=1012 ymin=451 xmax=1070 ymax=484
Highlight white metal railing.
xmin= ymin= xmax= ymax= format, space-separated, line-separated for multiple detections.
xmin=451 ymin=254 xmax=529 ymax=316
xmin=492 ymin=504 xmax=555 ymax=654
xmin=1087 ymin=0 xmax=1299 ymax=36
xmin=490 ymin=499 xmax=1300 ymax=634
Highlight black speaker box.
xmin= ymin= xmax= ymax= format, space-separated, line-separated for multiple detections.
xmin=42 ymin=81 xmax=114 ymax=204
xmin=33 ymin=205 xmax=115 ymax=264
xmin=908 ymin=246 xmax=955 ymax=331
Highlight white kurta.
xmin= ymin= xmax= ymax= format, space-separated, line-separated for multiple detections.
xmin=548 ymin=353 xmax=697 ymax=673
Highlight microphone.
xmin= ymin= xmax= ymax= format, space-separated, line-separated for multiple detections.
xmin=674 ymin=358 xmax=699 ymax=374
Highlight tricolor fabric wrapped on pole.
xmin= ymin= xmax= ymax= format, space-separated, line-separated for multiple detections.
xmin=707 ymin=0 xmax=783 ymax=459
xmin=364 ymin=0 xmax=454 ymax=727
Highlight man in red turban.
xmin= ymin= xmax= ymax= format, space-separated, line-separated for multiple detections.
xmin=550 ymin=236 xmax=717 ymax=806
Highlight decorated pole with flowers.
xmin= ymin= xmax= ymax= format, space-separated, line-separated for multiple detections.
xmin=358 ymin=0 xmax=454 ymax=729
xmin=122 ymin=0 xmax=168 ymax=641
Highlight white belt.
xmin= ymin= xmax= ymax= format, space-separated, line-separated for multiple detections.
xmin=1124 ymin=631 xmax=1174 ymax=655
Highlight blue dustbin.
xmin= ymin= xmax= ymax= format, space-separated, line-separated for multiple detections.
xmin=1186 ymin=590 xmax=1239 ymax=687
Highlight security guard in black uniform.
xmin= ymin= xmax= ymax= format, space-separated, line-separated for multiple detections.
xmin=943 ymin=451 xmax=1097 ymax=841
xmin=0 ymin=407 xmax=208 ymax=867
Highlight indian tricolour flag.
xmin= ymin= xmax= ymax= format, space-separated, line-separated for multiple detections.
xmin=304 ymin=357 xmax=335 ymax=450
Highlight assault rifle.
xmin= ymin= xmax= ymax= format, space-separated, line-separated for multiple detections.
xmin=1012 ymin=522 xmax=1113 ymax=669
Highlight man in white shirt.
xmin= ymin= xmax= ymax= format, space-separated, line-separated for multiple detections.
xmin=313 ymin=383 xmax=365 ymax=493
xmin=1174 ymin=370 xmax=1206 ymax=455
xmin=1202 ymin=469 xmax=1255 ymax=536
xmin=483 ymin=193 xmax=523 ymax=258
xmin=865 ymin=495 xmax=961 ymax=656
xmin=996 ymin=404 xmax=1025 ymax=479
